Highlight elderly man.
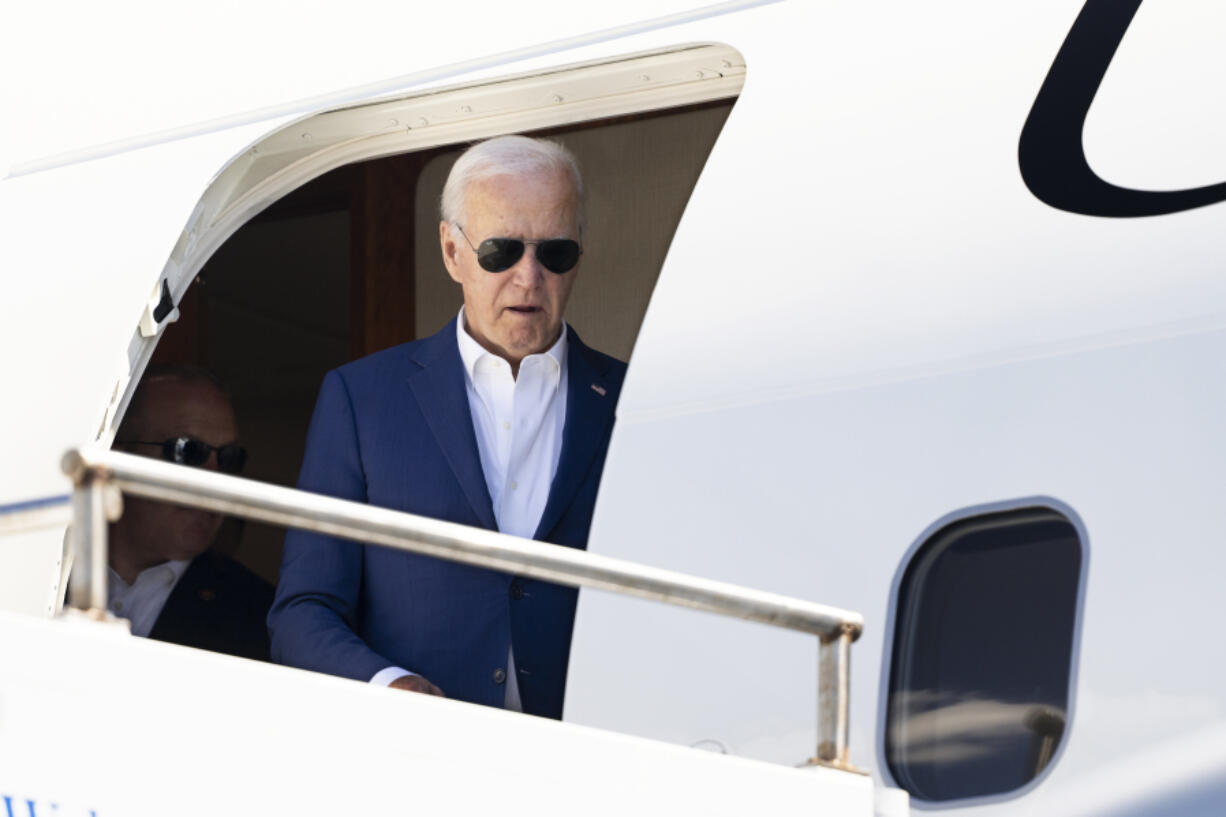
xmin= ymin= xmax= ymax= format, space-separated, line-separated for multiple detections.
xmin=269 ymin=135 xmax=625 ymax=718
xmin=109 ymin=366 xmax=273 ymax=661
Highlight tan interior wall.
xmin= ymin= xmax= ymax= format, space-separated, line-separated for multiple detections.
xmin=414 ymin=103 xmax=734 ymax=362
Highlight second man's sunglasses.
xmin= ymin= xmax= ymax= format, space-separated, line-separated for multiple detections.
xmin=456 ymin=224 xmax=582 ymax=274
xmin=117 ymin=437 xmax=248 ymax=475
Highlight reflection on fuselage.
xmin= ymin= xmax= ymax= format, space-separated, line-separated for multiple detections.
xmin=889 ymin=691 xmax=1066 ymax=791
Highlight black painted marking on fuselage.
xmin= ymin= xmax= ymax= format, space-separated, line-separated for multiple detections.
xmin=1019 ymin=0 xmax=1226 ymax=217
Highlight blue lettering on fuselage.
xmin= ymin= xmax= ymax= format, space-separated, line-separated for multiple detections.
xmin=1 ymin=796 xmax=95 ymax=817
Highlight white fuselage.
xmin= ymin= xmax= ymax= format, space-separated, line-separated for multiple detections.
xmin=2 ymin=1 xmax=1224 ymax=814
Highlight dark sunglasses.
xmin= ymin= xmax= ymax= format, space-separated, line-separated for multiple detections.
xmin=456 ymin=224 xmax=581 ymax=274
xmin=117 ymin=437 xmax=247 ymax=475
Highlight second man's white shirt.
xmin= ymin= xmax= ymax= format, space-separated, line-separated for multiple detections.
xmin=372 ymin=308 xmax=569 ymax=711
xmin=107 ymin=559 xmax=191 ymax=637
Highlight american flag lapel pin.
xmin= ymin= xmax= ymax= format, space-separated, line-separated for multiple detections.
xmin=590 ymin=383 xmax=607 ymax=397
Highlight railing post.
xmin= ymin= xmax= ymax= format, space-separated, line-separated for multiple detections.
xmin=67 ymin=469 xmax=112 ymax=618
xmin=817 ymin=627 xmax=853 ymax=768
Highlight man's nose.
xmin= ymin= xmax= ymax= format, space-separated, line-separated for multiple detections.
xmin=507 ymin=248 xmax=545 ymax=286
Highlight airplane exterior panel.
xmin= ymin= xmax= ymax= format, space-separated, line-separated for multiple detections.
xmin=567 ymin=0 xmax=1226 ymax=813
xmin=0 ymin=0 xmax=1222 ymax=812
xmin=0 ymin=0 xmax=770 ymax=171
xmin=0 ymin=610 xmax=880 ymax=816
xmin=617 ymin=0 xmax=1226 ymax=416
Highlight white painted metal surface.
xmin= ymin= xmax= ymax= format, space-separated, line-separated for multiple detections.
xmin=566 ymin=0 xmax=1226 ymax=813
xmin=0 ymin=0 xmax=770 ymax=171
xmin=1043 ymin=721 xmax=1226 ymax=817
xmin=0 ymin=610 xmax=876 ymax=816
xmin=0 ymin=0 xmax=1223 ymax=813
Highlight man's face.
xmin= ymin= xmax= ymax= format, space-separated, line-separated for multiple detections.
xmin=440 ymin=169 xmax=580 ymax=365
xmin=112 ymin=378 xmax=239 ymax=568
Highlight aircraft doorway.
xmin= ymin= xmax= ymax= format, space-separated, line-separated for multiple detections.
xmin=145 ymin=99 xmax=737 ymax=585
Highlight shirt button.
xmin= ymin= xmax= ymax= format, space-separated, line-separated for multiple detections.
xmin=502 ymin=421 xmax=511 ymax=431
xmin=509 ymin=480 xmax=518 ymax=491
xmin=510 ymin=579 xmax=525 ymax=600
xmin=112 ymin=600 xmax=123 ymax=612
xmin=493 ymin=668 xmax=507 ymax=684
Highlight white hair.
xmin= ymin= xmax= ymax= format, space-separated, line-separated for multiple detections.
xmin=440 ymin=135 xmax=585 ymax=233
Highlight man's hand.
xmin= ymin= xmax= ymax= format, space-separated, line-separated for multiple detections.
xmin=389 ymin=674 xmax=445 ymax=697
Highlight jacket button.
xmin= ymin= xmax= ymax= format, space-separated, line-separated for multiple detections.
xmin=493 ymin=668 xmax=507 ymax=684
xmin=510 ymin=579 xmax=525 ymax=600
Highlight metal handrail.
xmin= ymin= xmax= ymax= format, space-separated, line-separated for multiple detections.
xmin=61 ymin=445 xmax=862 ymax=768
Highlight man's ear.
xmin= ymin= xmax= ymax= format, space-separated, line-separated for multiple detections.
xmin=439 ymin=221 xmax=463 ymax=283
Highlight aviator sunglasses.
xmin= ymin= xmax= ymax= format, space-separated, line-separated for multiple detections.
xmin=117 ymin=437 xmax=248 ymax=475
xmin=455 ymin=224 xmax=582 ymax=274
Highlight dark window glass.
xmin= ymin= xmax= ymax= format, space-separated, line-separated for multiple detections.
xmin=886 ymin=508 xmax=1082 ymax=802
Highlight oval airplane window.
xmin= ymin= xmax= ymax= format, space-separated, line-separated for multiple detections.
xmin=885 ymin=506 xmax=1084 ymax=803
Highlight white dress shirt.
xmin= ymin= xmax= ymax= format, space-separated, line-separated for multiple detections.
xmin=107 ymin=559 xmax=191 ymax=637
xmin=373 ymin=309 xmax=569 ymax=711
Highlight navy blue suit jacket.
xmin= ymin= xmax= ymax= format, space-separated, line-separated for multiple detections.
xmin=151 ymin=550 xmax=273 ymax=662
xmin=268 ymin=318 xmax=625 ymax=718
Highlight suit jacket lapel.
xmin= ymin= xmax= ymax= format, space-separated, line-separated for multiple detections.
xmin=407 ymin=319 xmax=497 ymax=530
xmin=534 ymin=328 xmax=617 ymax=541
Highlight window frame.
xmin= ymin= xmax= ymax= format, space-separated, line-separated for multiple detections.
xmin=875 ymin=497 xmax=1091 ymax=809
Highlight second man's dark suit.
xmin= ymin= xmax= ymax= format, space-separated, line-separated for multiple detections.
xmin=150 ymin=549 xmax=274 ymax=662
